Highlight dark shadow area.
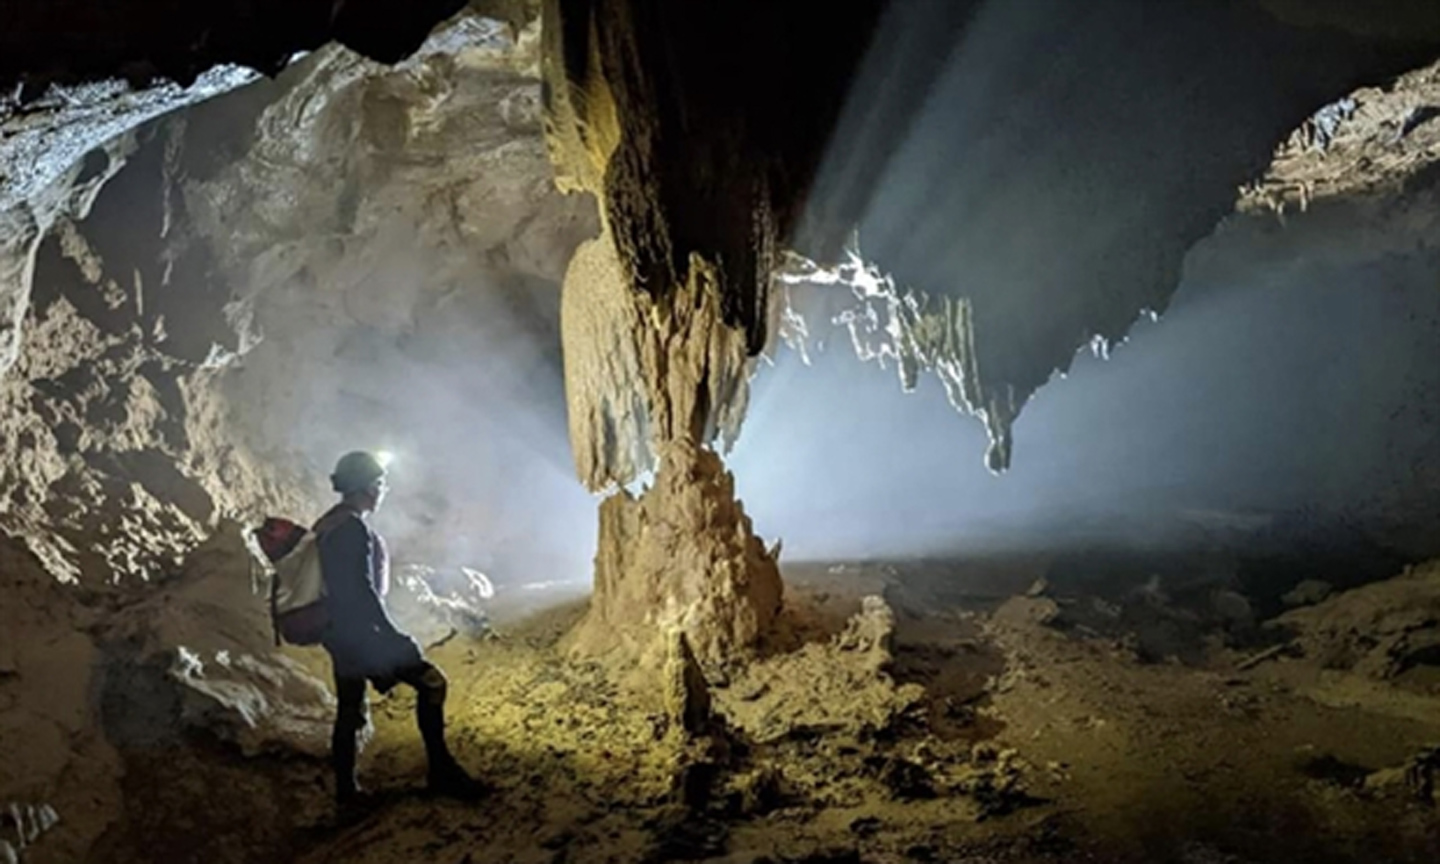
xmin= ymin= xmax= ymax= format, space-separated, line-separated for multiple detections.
xmin=1297 ymin=754 xmax=1372 ymax=789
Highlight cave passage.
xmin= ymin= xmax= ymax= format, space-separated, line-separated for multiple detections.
xmin=8 ymin=2 xmax=1440 ymax=863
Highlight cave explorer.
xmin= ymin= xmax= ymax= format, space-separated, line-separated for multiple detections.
xmin=315 ymin=450 xmax=486 ymax=808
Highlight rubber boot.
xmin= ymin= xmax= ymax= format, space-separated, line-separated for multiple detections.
xmin=427 ymin=756 xmax=489 ymax=800
xmin=417 ymin=676 xmax=489 ymax=800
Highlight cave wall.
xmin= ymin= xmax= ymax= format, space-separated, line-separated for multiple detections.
xmin=1 ymin=12 xmax=598 ymax=588
xmin=0 ymin=16 xmax=604 ymax=860
xmin=0 ymin=1 xmax=528 ymax=386
xmin=0 ymin=5 xmax=566 ymax=596
xmin=0 ymin=113 xmax=301 ymax=585
xmin=180 ymin=17 xmax=599 ymax=582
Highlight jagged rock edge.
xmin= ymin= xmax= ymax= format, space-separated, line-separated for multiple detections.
xmin=779 ymin=247 xmax=1023 ymax=474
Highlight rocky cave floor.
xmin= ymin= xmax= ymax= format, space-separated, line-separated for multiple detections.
xmin=51 ymin=549 xmax=1440 ymax=864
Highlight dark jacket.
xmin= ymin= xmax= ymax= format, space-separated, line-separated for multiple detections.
xmin=315 ymin=505 xmax=422 ymax=681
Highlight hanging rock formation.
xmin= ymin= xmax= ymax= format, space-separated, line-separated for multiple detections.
xmin=541 ymin=0 xmax=881 ymax=485
xmin=779 ymin=0 xmax=1440 ymax=472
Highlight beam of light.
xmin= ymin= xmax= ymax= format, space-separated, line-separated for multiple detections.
xmin=728 ymin=0 xmax=1440 ymax=573
xmin=736 ymin=233 xmax=1440 ymax=567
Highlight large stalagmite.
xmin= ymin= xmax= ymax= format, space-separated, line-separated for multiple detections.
xmin=573 ymin=438 xmax=782 ymax=668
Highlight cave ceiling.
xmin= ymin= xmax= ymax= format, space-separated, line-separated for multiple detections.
xmin=5 ymin=0 xmax=1440 ymax=478
xmin=542 ymin=0 xmax=1440 ymax=475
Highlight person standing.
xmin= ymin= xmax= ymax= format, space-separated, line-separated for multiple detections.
xmin=315 ymin=450 xmax=485 ymax=808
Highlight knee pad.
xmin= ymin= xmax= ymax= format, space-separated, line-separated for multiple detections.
xmin=419 ymin=667 xmax=448 ymax=704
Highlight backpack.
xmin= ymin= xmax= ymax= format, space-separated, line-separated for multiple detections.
xmin=255 ymin=517 xmax=330 ymax=646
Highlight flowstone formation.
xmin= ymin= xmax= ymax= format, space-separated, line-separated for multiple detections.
xmin=557 ymin=215 xmax=782 ymax=667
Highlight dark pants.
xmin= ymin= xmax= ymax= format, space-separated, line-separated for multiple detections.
xmin=331 ymin=660 xmax=453 ymax=798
